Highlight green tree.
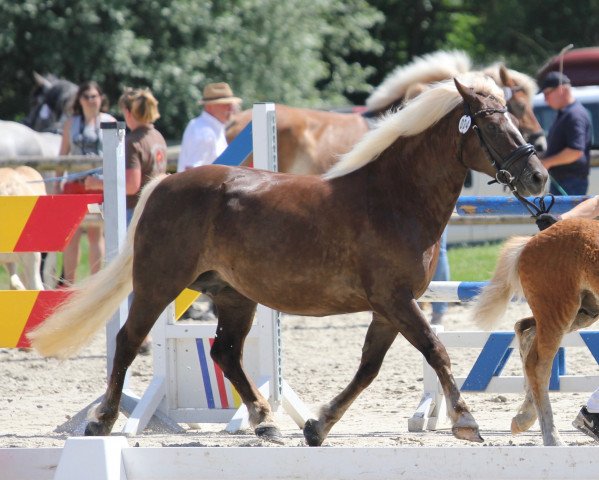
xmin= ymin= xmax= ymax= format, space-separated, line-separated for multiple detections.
xmin=0 ymin=0 xmax=383 ymax=139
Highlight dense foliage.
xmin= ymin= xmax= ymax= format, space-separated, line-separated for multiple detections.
xmin=1 ymin=0 xmax=598 ymax=139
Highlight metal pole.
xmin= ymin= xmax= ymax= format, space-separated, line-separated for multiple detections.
xmin=251 ymin=103 xmax=282 ymax=404
xmin=101 ymin=121 xmax=129 ymax=381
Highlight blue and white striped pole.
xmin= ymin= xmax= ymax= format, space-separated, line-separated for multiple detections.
xmin=456 ymin=195 xmax=591 ymax=216
xmin=420 ymin=281 xmax=487 ymax=302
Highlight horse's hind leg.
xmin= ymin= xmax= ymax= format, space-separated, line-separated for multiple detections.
xmin=207 ymin=287 xmax=282 ymax=443
xmin=19 ymin=252 xmax=44 ymax=290
xmin=303 ymin=313 xmax=398 ymax=446
xmin=6 ymin=261 xmax=26 ymax=290
xmin=523 ymin=330 xmax=566 ymax=446
xmin=511 ymin=316 xmax=538 ymax=434
xmin=85 ymin=293 xmax=173 ymax=436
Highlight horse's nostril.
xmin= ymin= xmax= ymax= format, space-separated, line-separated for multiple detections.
xmin=532 ymin=170 xmax=546 ymax=187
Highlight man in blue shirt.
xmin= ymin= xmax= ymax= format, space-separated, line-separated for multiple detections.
xmin=540 ymin=71 xmax=592 ymax=195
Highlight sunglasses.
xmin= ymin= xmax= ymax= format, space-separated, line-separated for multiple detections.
xmin=82 ymin=94 xmax=100 ymax=101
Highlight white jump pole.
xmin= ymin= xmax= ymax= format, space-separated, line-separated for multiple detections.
xmin=101 ymin=121 xmax=128 ymax=380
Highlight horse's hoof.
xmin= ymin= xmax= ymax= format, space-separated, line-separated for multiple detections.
xmin=85 ymin=421 xmax=108 ymax=436
xmin=452 ymin=425 xmax=484 ymax=443
xmin=255 ymin=423 xmax=284 ymax=445
xmin=511 ymin=414 xmax=535 ymax=434
xmin=303 ymin=418 xmax=324 ymax=446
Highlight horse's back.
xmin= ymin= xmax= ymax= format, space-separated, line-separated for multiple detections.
xmin=0 ymin=121 xmax=61 ymax=157
xmin=0 ymin=166 xmax=46 ymax=195
xmin=518 ymin=219 xmax=599 ymax=294
xmin=227 ymin=104 xmax=368 ymax=175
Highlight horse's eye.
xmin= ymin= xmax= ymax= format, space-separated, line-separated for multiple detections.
xmin=486 ymin=122 xmax=499 ymax=134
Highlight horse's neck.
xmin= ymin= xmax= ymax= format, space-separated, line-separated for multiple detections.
xmin=370 ymin=114 xmax=467 ymax=238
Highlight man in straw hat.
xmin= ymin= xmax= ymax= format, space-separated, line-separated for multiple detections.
xmin=177 ymin=82 xmax=242 ymax=172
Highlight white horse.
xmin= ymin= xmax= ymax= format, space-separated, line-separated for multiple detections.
xmin=0 ymin=120 xmax=62 ymax=158
xmin=0 ymin=166 xmax=47 ymax=290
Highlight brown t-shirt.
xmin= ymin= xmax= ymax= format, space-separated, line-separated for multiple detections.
xmin=125 ymin=124 xmax=167 ymax=209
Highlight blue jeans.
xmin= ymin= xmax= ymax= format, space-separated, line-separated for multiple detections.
xmin=432 ymin=228 xmax=449 ymax=315
xmin=550 ymin=176 xmax=588 ymax=196
xmin=126 ymin=208 xmax=134 ymax=227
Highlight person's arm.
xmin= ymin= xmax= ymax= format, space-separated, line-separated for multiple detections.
xmin=561 ymin=195 xmax=599 ymax=220
xmin=83 ymin=169 xmax=140 ymax=194
xmin=51 ymin=118 xmax=73 ymax=194
xmin=59 ymin=118 xmax=72 ymax=156
xmin=541 ymin=147 xmax=584 ymax=169
xmin=177 ymin=122 xmax=196 ymax=172
xmin=125 ymin=168 xmax=142 ymax=195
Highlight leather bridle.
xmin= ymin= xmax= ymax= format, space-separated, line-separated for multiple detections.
xmin=459 ymin=101 xmax=550 ymax=217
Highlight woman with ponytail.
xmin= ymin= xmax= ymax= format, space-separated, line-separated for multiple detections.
xmin=85 ymin=87 xmax=168 ymax=225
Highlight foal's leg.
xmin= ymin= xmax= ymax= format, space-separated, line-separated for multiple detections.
xmin=302 ymin=314 xmax=398 ymax=446
xmin=6 ymin=261 xmax=26 ymax=290
xmin=85 ymin=291 xmax=177 ymax=436
xmin=512 ymin=316 xmax=538 ymax=434
xmin=207 ymin=287 xmax=282 ymax=443
xmin=377 ymin=295 xmax=482 ymax=443
xmin=522 ymin=330 xmax=565 ymax=446
xmin=19 ymin=252 xmax=44 ymax=290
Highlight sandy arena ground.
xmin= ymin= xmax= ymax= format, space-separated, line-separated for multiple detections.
xmin=1 ymin=301 xmax=598 ymax=449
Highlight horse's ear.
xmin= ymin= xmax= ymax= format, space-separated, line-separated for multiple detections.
xmin=499 ymin=64 xmax=515 ymax=88
xmin=33 ymin=71 xmax=51 ymax=88
xmin=454 ymin=78 xmax=476 ymax=104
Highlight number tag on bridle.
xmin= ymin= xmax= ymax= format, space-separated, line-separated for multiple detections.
xmin=458 ymin=115 xmax=471 ymax=134
xmin=503 ymin=86 xmax=513 ymax=101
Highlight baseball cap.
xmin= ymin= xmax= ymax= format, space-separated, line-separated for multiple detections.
xmin=539 ymin=71 xmax=571 ymax=93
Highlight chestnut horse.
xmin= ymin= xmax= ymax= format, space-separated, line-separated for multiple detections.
xmin=29 ymin=75 xmax=547 ymax=446
xmin=226 ymin=50 xmax=546 ymax=174
xmin=471 ymin=219 xmax=599 ymax=446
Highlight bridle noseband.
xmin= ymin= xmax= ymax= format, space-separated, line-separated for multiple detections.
xmin=459 ymin=101 xmax=548 ymax=217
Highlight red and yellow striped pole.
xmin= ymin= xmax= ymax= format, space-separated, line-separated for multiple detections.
xmin=0 ymin=194 xmax=103 ymax=252
xmin=0 ymin=290 xmax=72 ymax=348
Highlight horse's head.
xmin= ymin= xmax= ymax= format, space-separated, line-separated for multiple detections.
xmin=24 ymin=73 xmax=77 ymax=134
xmin=498 ymin=65 xmax=547 ymax=153
xmin=455 ymin=78 xmax=547 ymax=196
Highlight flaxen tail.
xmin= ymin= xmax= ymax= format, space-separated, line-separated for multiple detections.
xmin=27 ymin=175 xmax=166 ymax=358
xmin=470 ymin=236 xmax=531 ymax=330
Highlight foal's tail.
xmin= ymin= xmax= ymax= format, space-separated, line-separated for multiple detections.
xmin=470 ymin=236 xmax=530 ymax=330
xmin=27 ymin=175 xmax=166 ymax=359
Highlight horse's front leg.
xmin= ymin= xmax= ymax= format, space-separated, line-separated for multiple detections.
xmin=303 ymin=314 xmax=398 ymax=446
xmin=375 ymin=293 xmax=483 ymax=443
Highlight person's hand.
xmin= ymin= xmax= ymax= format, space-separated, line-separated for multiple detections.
xmin=84 ymin=175 xmax=103 ymax=191
xmin=535 ymin=213 xmax=559 ymax=231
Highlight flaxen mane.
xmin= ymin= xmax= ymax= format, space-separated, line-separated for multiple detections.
xmin=323 ymin=73 xmax=504 ymax=180
xmin=482 ymin=63 xmax=538 ymax=102
xmin=365 ymin=50 xmax=471 ymax=112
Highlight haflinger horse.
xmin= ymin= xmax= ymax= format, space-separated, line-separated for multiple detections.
xmin=28 ymin=74 xmax=547 ymax=446
xmin=470 ymin=219 xmax=599 ymax=446
xmin=226 ymin=50 xmax=547 ymax=175
xmin=0 ymin=167 xmax=46 ymax=290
